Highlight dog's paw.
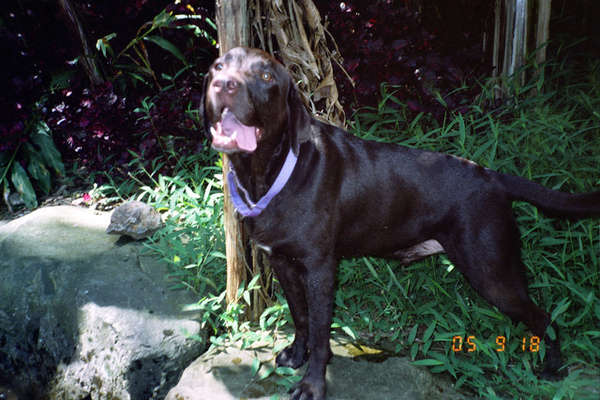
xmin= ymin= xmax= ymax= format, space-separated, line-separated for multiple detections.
xmin=289 ymin=379 xmax=326 ymax=400
xmin=276 ymin=343 xmax=308 ymax=369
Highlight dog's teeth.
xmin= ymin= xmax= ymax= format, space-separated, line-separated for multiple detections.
xmin=231 ymin=131 xmax=238 ymax=140
xmin=211 ymin=126 xmax=218 ymax=137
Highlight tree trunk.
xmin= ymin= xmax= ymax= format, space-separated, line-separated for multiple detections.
xmin=493 ymin=0 xmax=529 ymax=80
xmin=215 ymin=0 xmax=256 ymax=310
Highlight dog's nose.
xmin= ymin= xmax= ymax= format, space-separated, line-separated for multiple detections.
xmin=211 ymin=77 xmax=238 ymax=94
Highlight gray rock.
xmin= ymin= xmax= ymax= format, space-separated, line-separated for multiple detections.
xmin=166 ymin=334 xmax=475 ymax=400
xmin=46 ymin=303 xmax=201 ymax=400
xmin=0 ymin=206 xmax=204 ymax=400
xmin=106 ymin=200 xmax=163 ymax=239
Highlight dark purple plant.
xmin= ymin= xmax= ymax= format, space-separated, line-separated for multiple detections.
xmin=325 ymin=1 xmax=487 ymax=119
xmin=40 ymin=0 xmax=217 ymax=181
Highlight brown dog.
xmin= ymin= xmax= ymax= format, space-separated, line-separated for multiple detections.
xmin=201 ymin=47 xmax=600 ymax=400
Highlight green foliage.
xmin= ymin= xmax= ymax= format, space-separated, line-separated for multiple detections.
xmin=0 ymin=119 xmax=65 ymax=209
xmin=96 ymin=9 xmax=217 ymax=91
xmin=140 ymin=154 xmax=225 ymax=294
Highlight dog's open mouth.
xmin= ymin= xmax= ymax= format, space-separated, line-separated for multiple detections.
xmin=211 ymin=108 xmax=262 ymax=152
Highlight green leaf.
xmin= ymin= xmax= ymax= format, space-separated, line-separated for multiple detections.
xmin=96 ymin=33 xmax=117 ymax=58
xmin=152 ymin=10 xmax=175 ymax=28
xmin=274 ymin=367 xmax=296 ymax=376
xmin=411 ymin=342 xmax=419 ymax=360
xmin=551 ymin=298 xmax=571 ymax=322
xmin=0 ymin=150 xmax=11 ymax=167
xmin=407 ymin=324 xmax=418 ymax=345
xmin=251 ymin=358 xmax=260 ymax=377
xmin=30 ymin=122 xmax=65 ymax=175
xmin=423 ymin=321 xmax=437 ymax=342
xmin=11 ymin=162 xmax=37 ymax=209
xmin=248 ymin=273 xmax=262 ymax=290
xmin=259 ymin=365 xmax=275 ymax=380
xmin=363 ymin=258 xmax=379 ymax=279
xmin=341 ymin=325 xmax=359 ymax=340
xmin=144 ymin=36 xmax=186 ymax=64
xmin=24 ymin=144 xmax=51 ymax=194
xmin=412 ymin=358 xmax=444 ymax=366
xmin=26 ymin=156 xmax=51 ymax=194
xmin=0 ymin=165 xmax=7 ymax=187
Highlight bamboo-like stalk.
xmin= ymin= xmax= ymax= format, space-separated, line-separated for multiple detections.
xmin=252 ymin=0 xmax=349 ymax=128
xmin=58 ymin=0 xmax=104 ymax=86
xmin=491 ymin=0 xmax=551 ymax=96
xmin=535 ymin=0 xmax=551 ymax=65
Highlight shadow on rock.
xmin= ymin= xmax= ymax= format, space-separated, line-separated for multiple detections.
xmin=0 ymin=206 xmax=205 ymax=400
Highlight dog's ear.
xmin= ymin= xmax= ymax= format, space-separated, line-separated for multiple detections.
xmin=200 ymin=73 xmax=212 ymax=139
xmin=287 ymin=79 xmax=312 ymax=156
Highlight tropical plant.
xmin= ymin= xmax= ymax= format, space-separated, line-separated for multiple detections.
xmin=0 ymin=118 xmax=65 ymax=209
xmin=96 ymin=6 xmax=217 ymax=91
xmin=43 ymin=2 xmax=218 ymax=186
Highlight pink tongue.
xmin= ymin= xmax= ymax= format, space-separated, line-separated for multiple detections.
xmin=221 ymin=111 xmax=257 ymax=152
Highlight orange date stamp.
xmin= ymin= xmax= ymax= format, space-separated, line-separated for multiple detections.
xmin=452 ymin=335 xmax=541 ymax=352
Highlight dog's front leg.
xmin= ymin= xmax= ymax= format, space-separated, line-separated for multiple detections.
xmin=271 ymin=255 xmax=335 ymax=400
xmin=271 ymin=257 xmax=310 ymax=369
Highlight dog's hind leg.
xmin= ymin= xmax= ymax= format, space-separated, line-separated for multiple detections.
xmin=439 ymin=207 xmax=566 ymax=378
xmin=471 ymin=268 xmax=564 ymax=378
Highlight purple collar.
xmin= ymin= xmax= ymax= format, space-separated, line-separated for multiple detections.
xmin=227 ymin=148 xmax=298 ymax=217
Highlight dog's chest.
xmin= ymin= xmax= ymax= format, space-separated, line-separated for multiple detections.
xmin=245 ymin=218 xmax=283 ymax=255
xmin=245 ymin=212 xmax=310 ymax=259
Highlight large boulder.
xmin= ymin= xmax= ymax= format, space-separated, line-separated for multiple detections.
xmin=0 ymin=206 xmax=204 ymax=399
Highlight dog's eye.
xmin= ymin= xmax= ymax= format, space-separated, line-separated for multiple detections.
xmin=261 ymin=72 xmax=273 ymax=82
xmin=214 ymin=63 xmax=224 ymax=71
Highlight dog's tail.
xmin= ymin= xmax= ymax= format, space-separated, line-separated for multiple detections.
xmin=497 ymin=173 xmax=600 ymax=219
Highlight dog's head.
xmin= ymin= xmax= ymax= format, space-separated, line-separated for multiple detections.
xmin=201 ymin=47 xmax=311 ymax=156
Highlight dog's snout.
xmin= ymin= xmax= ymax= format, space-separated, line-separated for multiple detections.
xmin=211 ymin=77 xmax=239 ymax=94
